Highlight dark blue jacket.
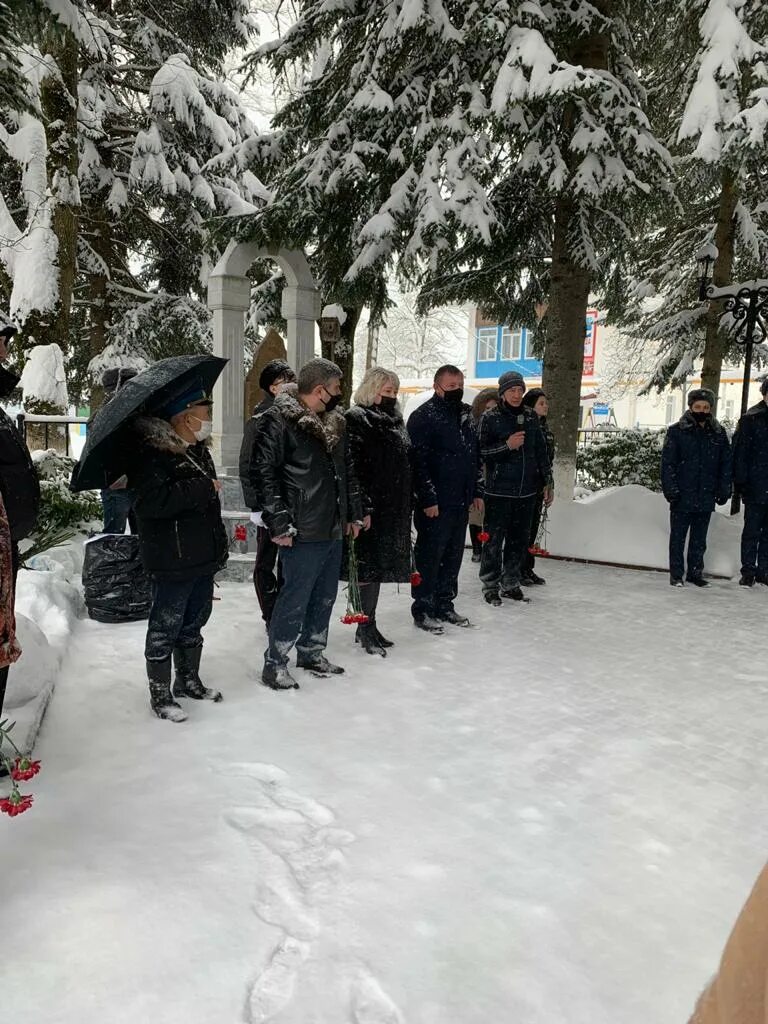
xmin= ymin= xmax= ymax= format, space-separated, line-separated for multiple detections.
xmin=733 ymin=401 xmax=768 ymax=505
xmin=661 ymin=411 xmax=732 ymax=512
xmin=480 ymin=401 xmax=551 ymax=499
xmin=408 ymin=394 xmax=482 ymax=509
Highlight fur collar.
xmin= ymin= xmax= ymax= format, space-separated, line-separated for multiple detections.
xmin=678 ymin=410 xmax=725 ymax=433
xmin=133 ymin=416 xmax=191 ymax=454
xmin=273 ymin=391 xmax=346 ymax=450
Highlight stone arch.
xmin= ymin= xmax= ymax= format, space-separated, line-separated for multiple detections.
xmin=207 ymin=239 xmax=321 ymax=471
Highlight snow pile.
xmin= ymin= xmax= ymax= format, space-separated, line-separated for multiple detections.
xmin=20 ymin=343 xmax=68 ymax=409
xmin=548 ymin=485 xmax=741 ymax=576
xmin=321 ymin=303 xmax=347 ymax=325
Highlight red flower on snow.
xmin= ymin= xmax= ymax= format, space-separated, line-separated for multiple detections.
xmin=10 ymin=757 xmax=41 ymax=783
xmin=477 ymin=531 xmax=490 ymax=544
xmin=410 ymin=571 xmax=422 ymax=587
xmin=0 ymin=793 xmax=34 ymax=817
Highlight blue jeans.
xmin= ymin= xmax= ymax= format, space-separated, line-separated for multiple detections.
xmin=101 ymin=488 xmax=136 ymax=534
xmin=265 ymin=540 xmax=343 ymax=670
xmin=145 ymin=575 xmax=214 ymax=661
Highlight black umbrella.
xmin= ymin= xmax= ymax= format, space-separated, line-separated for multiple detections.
xmin=70 ymin=354 xmax=228 ymax=492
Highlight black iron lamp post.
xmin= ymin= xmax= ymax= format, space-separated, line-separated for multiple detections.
xmin=697 ymin=244 xmax=768 ymax=513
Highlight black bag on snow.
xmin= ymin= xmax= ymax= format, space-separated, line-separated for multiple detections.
xmin=82 ymin=534 xmax=152 ymax=623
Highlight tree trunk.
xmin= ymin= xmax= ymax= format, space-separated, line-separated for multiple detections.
xmin=700 ymin=167 xmax=738 ymax=401
xmin=365 ymin=319 xmax=378 ymax=371
xmin=86 ymin=204 xmax=114 ymax=413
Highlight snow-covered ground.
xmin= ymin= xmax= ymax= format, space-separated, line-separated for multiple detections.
xmin=3 ymin=559 xmax=768 ymax=1024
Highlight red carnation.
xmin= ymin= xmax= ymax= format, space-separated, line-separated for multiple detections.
xmin=410 ymin=571 xmax=422 ymax=586
xmin=234 ymin=524 xmax=247 ymax=542
xmin=0 ymin=793 xmax=34 ymax=817
xmin=358 ymin=614 xmax=369 ymax=624
xmin=478 ymin=531 xmax=490 ymax=543
xmin=10 ymin=757 xmax=41 ymax=783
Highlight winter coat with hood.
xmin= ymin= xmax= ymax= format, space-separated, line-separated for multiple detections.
xmin=661 ymin=410 xmax=732 ymax=511
xmin=250 ymin=390 xmax=363 ymax=542
xmin=732 ymin=400 xmax=768 ymax=506
xmin=342 ymin=403 xmax=412 ymax=583
xmin=408 ymin=394 xmax=483 ymax=510
xmin=480 ymin=401 xmax=551 ymax=499
xmin=239 ymin=392 xmax=274 ymax=510
xmin=0 ymin=366 xmax=40 ymax=542
xmin=127 ymin=417 xmax=228 ymax=581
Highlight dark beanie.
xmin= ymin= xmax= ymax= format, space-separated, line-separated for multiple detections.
xmin=259 ymin=359 xmax=295 ymax=392
xmin=498 ymin=370 xmax=526 ymax=397
xmin=761 ymin=378 xmax=768 ymax=396
xmin=522 ymin=387 xmax=546 ymax=409
xmin=687 ymin=388 xmax=715 ymax=408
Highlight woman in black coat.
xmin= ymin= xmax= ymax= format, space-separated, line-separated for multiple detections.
xmin=343 ymin=367 xmax=412 ymax=656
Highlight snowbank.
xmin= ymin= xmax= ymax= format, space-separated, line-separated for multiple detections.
xmin=548 ymin=485 xmax=741 ymax=577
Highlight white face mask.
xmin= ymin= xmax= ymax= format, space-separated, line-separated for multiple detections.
xmin=189 ymin=415 xmax=212 ymax=442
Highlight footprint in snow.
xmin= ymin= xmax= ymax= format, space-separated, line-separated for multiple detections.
xmin=350 ymin=970 xmax=406 ymax=1024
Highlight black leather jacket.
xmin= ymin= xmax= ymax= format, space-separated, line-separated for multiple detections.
xmin=239 ymin=393 xmax=274 ymax=510
xmin=250 ymin=392 xmax=362 ymax=541
xmin=0 ymin=366 xmax=40 ymax=542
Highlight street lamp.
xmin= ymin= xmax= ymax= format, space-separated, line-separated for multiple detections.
xmin=696 ymin=244 xmax=768 ymax=512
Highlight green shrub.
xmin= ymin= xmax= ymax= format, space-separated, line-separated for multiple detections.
xmin=24 ymin=451 xmax=102 ymax=561
xmin=576 ymin=429 xmax=665 ymax=492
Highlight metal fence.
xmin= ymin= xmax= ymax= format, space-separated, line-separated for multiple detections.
xmin=15 ymin=413 xmax=88 ymax=458
xmin=577 ymin=427 xmax=620 ymax=447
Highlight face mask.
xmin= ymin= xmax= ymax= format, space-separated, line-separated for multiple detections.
xmin=190 ymin=416 xmax=212 ymax=442
xmin=691 ymin=411 xmax=710 ymax=423
xmin=379 ymin=396 xmax=397 ymax=414
xmin=322 ymin=387 xmax=342 ymax=413
xmin=441 ymin=388 xmax=464 ymax=405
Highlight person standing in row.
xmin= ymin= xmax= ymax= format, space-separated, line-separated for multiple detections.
xmin=661 ymin=388 xmax=732 ymax=588
xmin=239 ymin=359 xmax=297 ymax=625
xmin=99 ymin=367 xmax=139 ymax=535
xmin=344 ymin=367 xmax=411 ymax=657
xmin=251 ymin=358 xmax=363 ymax=690
xmin=479 ymin=372 xmax=551 ymax=606
xmin=732 ymin=378 xmax=768 ymax=587
xmin=408 ymin=365 xmax=483 ymax=633
xmin=469 ymin=388 xmax=499 ymax=563
xmin=128 ymin=386 xmax=228 ymax=722
xmin=521 ymin=387 xmax=555 ymax=586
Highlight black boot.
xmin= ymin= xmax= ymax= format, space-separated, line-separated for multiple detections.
xmin=296 ymin=654 xmax=345 ymax=677
xmin=374 ymin=624 xmax=394 ymax=648
xmin=173 ymin=646 xmax=222 ymax=702
xmin=484 ymin=590 xmax=502 ymax=607
xmin=356 ymin=622 xmax=386 ymax=657
xmin=500 ymin=586 xmax=530 ymax=603
xmin=740 ymin=574 xmax=755 ymax=587
xmin=147 ymin=658 xmax=188 ymax=722
xmin=262 ymin=664 xmax=300 ymax=690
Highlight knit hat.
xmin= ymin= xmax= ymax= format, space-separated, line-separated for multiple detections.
xmin=687 ymin=388 xmax=715 ymax=408
xmin=259 ymin=359 xmax=295 ymax=392
xmin=522 ymin=387 xmax=546 ymax=409
xmin=498 ymin=370 xmax=526 ymax=397
xmin=157 ymin=384 xmax=213 ymax=420
xmin=761 ymin=378 xmax=768 ymax=396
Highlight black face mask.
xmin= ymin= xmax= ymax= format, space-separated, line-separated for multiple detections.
xmin=441 ymin=388 xmax=464 ymax=405
xmin=691 ymin=410 xmax=710 ymax=423
xmin=322 ymin=388 xmax=342 ymax=413
xmin=379 ymin=396 xmax=397 ymax=414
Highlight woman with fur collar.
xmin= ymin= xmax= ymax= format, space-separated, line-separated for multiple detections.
xmin=127 ymin=386 xmax=228 ymax=722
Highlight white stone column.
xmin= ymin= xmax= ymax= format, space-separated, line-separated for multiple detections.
xmin=282 ymin=285 xmax=321 ymax=369
xmin=208 ymin=274 xmax=250 ymax=474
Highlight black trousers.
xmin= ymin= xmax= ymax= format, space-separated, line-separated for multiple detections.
xmin=480 ymin=495 xmax=537 ymax=593
xmin=669 ymin=508 xmax=711 ymax=581
xmin=253 ymin=525 xmax=283 ymax=624
xmin=469 ymin=523 xmax=482 ymax=556
xmin=360 ymin=581 xmax=381 ymax=619
xmin=522 ymin=493 xmax=545 ymax=575
xmin=145 ymin=575 xmax=214 ymax=662
xmin=412 ymin=506 xmax=468 ymax=620
xmin=0 ymin=542 xmax=19 ymax=720
xmin=741 ymin=503 xmax=768 ymax=578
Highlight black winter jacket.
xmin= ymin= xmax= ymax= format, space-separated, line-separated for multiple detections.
xmin=127 ymin=418 xmax=228 ymax=581
xmin=661 ymin=411 xmax=732 ymax=511
xmin=0 ymin=366 xmax=40 ymax=542
xmin=732 ymin=400 xmax=768 ymax=505
xmin=408 ymin=395 xmax=482 ymax=510
xmin=342 ymin=404 xmax=412 ymax=583
xmin=480 ymin=401 xmax=551 ymax=499
xmin=239 ymin=394 xmax=273 ymax=510
xmin=251 ymin=392 xmax=363 ymax=542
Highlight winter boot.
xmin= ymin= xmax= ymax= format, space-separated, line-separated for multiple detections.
xmin=147 ymin=658 xmax=188 ymax=723
xmin=521 ymin=571 xmax=546 ymax=585
xmin=484 ymin=590 xmax=502 ymax=607
xmin=413 ymin=615 xmax=444 ymax=635
xmin=670 ymin=578 xmax=685 ymax=587
xmin=500 ymin=587 xmax=530 ymax=603
xmin=373 ymin=624 xmax=394 ymax=648
xmin=686 ymin=576 xmax=710 ymax=588
xmin=739 ymin=574 xmax=755 ymax=587
xmin=436 ymin=609 xmax=472 ymax=627
xmin=173 ymin=646 xmax=222 ymax=701
xmin=296 ymin=654 xmax=345 ymax=677
xmin=262 ymin=664 xmax=300 ymax=690
xmin=356 ymin=622 xmax=386 ymax=657
xmin=756 ymin=573 xmax=768 ymax=586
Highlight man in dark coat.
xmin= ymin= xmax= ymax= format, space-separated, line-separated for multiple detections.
xmin=128 ymin=385 xmax=228 ymax=721
xmin=0 ymin=321 xmax=40 ymax=730
xmin=251 ymin=358 xmax=363 ymax=690
xmin=479 ymin=371 xmax=551 ymax=605
xmin=661 ymin=388 xmax=732 ymax=587
xmin=408 ymin=364 xmax=483 ymax=632
xmin=732 ymin=378 xmax=768 ymax=586
xmin=239 ymin=359 xmax=296 ymax=625
xmin=521 ymin=387 xmax=556 ymax=585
